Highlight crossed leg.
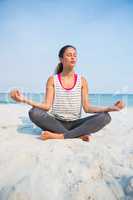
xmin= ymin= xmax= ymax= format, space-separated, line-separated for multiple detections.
xmin=29 ymin=108 xmax=111 ymax=142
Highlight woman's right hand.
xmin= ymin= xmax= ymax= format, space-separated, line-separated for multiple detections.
xmin=10 ymin=89 xmax=26 ymax=103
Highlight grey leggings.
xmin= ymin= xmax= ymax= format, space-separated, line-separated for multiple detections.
xmin=28 ymin=108 xmax=111 ymax=139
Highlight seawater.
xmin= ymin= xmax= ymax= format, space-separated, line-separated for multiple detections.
xmin=0 ymin=93 xmax=133 ymax=107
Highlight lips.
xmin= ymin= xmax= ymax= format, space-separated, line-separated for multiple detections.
xmin=71 ymin=61 xmax=75 ymax=64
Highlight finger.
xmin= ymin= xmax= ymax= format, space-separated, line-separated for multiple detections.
xmin=114 ymin=100 xmax=121 ymax=106
xmin=10 ymin=90 xmax=18 ymax=97
xmin=116 ymin=102 xmax=125 ymax=109
xmin=15 ymin=93 xmax=21 ymax=100
xmin=16 ymin=90 xmax=20 ymax=95
xmin=10 ymin=91 xmax=16 ymax=99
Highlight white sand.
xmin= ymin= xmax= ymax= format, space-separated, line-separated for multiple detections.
xmin=0 ymin=104 xmax=133 ymax=200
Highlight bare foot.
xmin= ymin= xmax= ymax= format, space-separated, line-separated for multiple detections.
xmin=39 ymin=131 xmax=91 ymax=142
xmin=39 ymin=131 xmax=64 ymax=140
xmin=79 ymin=135 xmax=91 ymax=142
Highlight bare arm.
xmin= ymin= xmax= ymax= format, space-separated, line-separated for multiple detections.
xmin=81 ymin=77 xmax=125 ymax=113
xmin=10 ymin=76 xmax=54 ymax=111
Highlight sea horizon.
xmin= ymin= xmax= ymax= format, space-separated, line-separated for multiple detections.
xmin=0 ymin=92 xmax=133 ymax=107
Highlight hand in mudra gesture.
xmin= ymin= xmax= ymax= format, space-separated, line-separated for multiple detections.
xmin=107 ymin=100 xmax=125 ymax=112
xmin=114 ymin=100 xmax=125 ymax=109
xmin=10 ymin=89 xmax=26 ymax=103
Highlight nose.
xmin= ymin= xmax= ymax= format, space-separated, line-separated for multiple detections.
xmin=71 ymin=55 xmax=76 ymax=60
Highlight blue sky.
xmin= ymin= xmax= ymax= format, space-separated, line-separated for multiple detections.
xmin=0 ymin=0 xmax=133 ymax=93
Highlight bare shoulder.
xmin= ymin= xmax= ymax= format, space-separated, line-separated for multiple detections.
xmin=46 ymin=75 xmax=54 ymax=87
xmin=47 ymin=75 xmax=54 ymax=83
xmin=81 ymin=76 xmax=88 ymax=88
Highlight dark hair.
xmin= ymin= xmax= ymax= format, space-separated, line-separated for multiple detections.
xmin=54 ymin=45 xmax=76 ymax=74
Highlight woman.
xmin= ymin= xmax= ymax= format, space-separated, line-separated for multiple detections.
xmin=10 ymin=45 xmax=125 ymax=142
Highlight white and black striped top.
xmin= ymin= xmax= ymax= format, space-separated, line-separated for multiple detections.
xmin=48 ymin=73 xmax=82 ymax=121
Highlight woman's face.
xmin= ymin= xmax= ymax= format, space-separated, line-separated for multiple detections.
xmin=60 ymin=47 xmax=77 ymax=69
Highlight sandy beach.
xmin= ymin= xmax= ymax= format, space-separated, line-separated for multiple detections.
xmin=0 ymin=104 xmax=133 ymax=200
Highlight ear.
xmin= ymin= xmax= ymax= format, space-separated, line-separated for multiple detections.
xmin=59 ymin=57 xmax=63 ymax=63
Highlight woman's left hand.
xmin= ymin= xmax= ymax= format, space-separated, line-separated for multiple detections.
xmin=107 ymin=100 xmax=125 ymax=112
xmin=114 ymin=100 xmax=125 ymax=110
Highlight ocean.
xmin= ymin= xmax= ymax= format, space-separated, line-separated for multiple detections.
xmin=0 ymin=93 xmax=133 ymax=107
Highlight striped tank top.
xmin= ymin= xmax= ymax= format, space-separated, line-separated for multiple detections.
xmin=48 ymin=73 xmax=82 ymax=121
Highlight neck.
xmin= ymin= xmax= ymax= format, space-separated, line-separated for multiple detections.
xmin=61 ymin=69 xmax=75 ymax=77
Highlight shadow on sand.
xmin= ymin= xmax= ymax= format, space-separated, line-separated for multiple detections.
xmin=17 ymin=116 xmax=42 ymax=135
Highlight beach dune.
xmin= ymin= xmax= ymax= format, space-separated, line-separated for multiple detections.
xmin=0 ymin=104 xmax=133 ymax=200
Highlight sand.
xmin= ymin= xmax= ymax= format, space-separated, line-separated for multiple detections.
xmin=0 ymin=104 xmax=133 ymax=200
